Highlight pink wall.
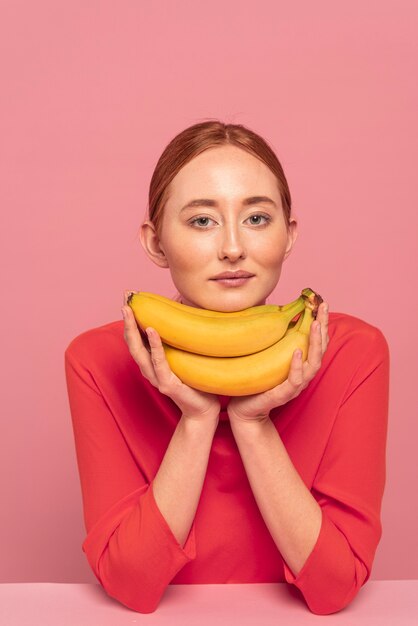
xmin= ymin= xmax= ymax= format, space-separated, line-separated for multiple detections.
xmin=1 ymin=1 xmax=416 ymax=583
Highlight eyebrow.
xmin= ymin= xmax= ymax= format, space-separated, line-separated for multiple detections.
xmin=180 ymin=196 xmax=277 ymax=212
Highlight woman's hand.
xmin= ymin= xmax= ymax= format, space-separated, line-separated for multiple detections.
xmin=227 ymin=301 xmax=330 ymax=424
xmin=122 ymin=290 xmax=221 ymax=423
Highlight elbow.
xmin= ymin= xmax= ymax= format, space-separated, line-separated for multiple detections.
xmin=304 ymin=557 xmax=370 ymax=615
xmin=284 ymin=509 xmax=377 ymax=615
xmin=306 ymin=594 xmax=356 ymax=616
xmin=306 ymin=587 xmax=362 ymax=616
xmin=102 ymin=582 xmax=163 ymax=614
xmin=95 ymin=550 xmax=167 ymax=614
xmin=81 ymin=490 xmax=196 ymax=614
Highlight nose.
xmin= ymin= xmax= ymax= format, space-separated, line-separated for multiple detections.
xmin=218 ymin=220 xmax=246 ymax=261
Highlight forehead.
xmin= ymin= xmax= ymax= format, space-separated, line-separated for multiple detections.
xmin=168 ymin=145 xmax=279 ymax=198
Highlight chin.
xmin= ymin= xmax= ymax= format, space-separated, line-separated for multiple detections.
xmin=210 ymin=299 xmax=263 ymax=313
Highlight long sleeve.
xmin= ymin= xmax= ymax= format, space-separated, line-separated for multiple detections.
xmin=281 ymin=326 xmax=390 ymax=614
xmin=64 ymin=342 xmax=197 ymax=614
xmin=63 ymin=312 xmax=389 ymax=614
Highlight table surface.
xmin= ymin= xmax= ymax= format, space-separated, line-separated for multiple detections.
xmin=0 ymin=581 xmax=417 ymax=625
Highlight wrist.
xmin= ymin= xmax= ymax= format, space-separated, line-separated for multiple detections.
xmin=180 ymin=411 xmax=220 ymax=429
xmin=228 ymin=410 xmax=271 ymax=428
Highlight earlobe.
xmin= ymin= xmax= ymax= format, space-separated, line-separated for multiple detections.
xmin=139 ymin=220 xmax=169 ymax=269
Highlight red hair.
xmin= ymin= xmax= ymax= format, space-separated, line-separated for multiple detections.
xmin=146 ymin=119 xmax=292 ymax=239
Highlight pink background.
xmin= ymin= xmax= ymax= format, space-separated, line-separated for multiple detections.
xmin=1 ymin=1 xmax=417 ymax=583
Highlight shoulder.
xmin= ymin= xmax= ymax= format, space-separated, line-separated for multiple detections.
xmin=327 ymin=310 xmax=390 ymax=365
xmin=65 ymin=320 xmax=125 ymax=367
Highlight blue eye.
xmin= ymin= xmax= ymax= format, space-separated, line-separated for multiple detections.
xmin=189 ymin=214 xmax=271 ymax=228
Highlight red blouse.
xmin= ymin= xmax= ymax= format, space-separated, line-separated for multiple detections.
xmin=64 ymin=310 xmax=390 ymax=615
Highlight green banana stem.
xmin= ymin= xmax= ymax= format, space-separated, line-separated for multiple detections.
xmin=279 ymin=294 xmax=304 ymax=312
xmin=281 ymin=295 xmax=305 ymax=320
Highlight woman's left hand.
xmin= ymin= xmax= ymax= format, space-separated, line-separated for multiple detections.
xmin=227 ymin=301 xmax=330 ymax=424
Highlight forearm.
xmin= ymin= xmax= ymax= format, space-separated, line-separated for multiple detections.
xmin=152 ymin=414 xmax=219 ymax=547
xmin=230 ymin=417 xmax=322 ymax=576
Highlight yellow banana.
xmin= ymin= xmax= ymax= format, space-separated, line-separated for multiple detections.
xmin=127 ymin=291 xmax=305 ymax=357
xmin=127 ymin=290 xmax=305 ymax=318
xmin=145 ymin=291 xmax=282 ymax=317
xmin=161 ymin=303 xmax=315 ymax=396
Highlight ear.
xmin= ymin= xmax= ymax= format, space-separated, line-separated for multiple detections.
xmin=283 ymin=218 xmax=298 ymax=260
xmin=139 ymin=220 xmax=170 ymax=269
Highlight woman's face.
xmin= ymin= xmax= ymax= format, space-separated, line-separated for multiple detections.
xmin=140 ymin=145 xmax=298 ymax=312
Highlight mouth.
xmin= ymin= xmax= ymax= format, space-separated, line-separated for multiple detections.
xmin=210 ymin=276 xmax=255 ymax=287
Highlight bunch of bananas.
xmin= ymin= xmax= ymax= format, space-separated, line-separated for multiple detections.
xmin=127 ymin=288 xmax=323 ymax=396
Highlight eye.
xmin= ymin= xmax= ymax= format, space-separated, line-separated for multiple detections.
xmin=189 ymin=214 xmax=272 ymax=228
xmin=189 ymin=216 xmax=215 ymax=228
xmin=247 ymin=214 xmax=271 ymax=226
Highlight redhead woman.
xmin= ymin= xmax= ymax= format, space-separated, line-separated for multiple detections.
xmin=64 ymin=120 xmax=389 ymax=615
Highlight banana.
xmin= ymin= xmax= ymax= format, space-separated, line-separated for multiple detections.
xmin=127 ymin=291 xmax=306 ymax=357
xmin=161 ymin=303 xmax=315 ymax=396
xmin=127 ymin=290 xmax=305 ymax=318
xmin=142 ymin=291 xmax=283 ymax=317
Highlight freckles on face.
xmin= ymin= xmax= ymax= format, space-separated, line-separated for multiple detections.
xmin=163 ymin=217 xmax=289 ymax=279
xmin=172 ymin=231 xmax=210 ymax=273
xmin=250 ymin=225 xmax=289 ymax=269
xmin=155 ymin=146 xmax=295 ymax=307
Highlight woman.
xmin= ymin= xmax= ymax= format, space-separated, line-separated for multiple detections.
xmin=64 ymin=120 xmax=390 ymax=615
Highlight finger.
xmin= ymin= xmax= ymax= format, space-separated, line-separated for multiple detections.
xmin=262 ymin=348 xmax=305 ymax=408
xmin=320 ymin=302 xmax=329 ymax=352
xmin=122 ymin=305 xmax=158 ymax=385
xmin=145 ymin=327 xmax=181 ymax=394
xmin=123 ymin=291 xmax=149 ymax=347
xmin=287 ymin=348 xmax=305 ymax=390
xmin=304 ymin=319 xmax=323 ymax=376
xmin=322 ymin=304 xmax=329 ymax=353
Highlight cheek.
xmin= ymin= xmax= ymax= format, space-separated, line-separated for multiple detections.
xmin=254 ymin=237 xmax=287 ymax=267
xmin=166 ymin=237 xmax=212 ymax=271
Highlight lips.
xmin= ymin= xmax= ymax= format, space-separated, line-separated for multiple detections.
xmin=211 ymin=275 xmax=254 ymax=287
xmin=211 ymin=271 xmax=255 ymax=280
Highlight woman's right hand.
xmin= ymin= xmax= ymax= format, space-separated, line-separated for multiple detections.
xmin=122 ymin=290 xmax=221 ymax=424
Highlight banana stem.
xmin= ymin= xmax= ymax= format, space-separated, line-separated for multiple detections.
xmin=279 ymin=294 xmax=304 ymax=312
xmin=282 ymin=296 xmax=306 ymax=320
